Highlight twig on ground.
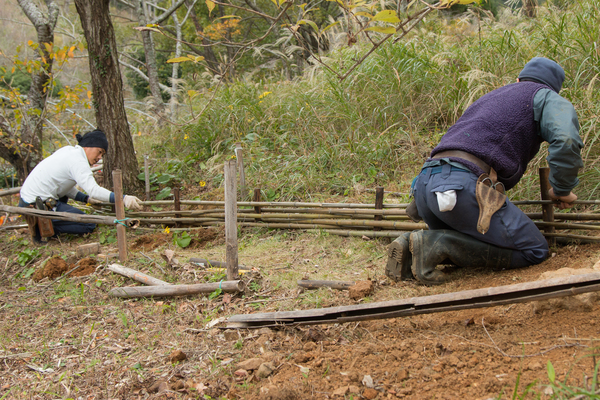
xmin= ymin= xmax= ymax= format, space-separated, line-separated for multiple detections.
xmin=482 ymin=317 xmax=584 ymax=358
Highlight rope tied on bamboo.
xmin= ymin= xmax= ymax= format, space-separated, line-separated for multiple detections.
xmin=114 ymin=217 xmax=132 ymax=227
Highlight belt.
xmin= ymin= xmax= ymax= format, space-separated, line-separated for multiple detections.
xmin=432 ymin=150 xmax=491 ymax=174
xmin=422 ymin=165 xmax=470 ymax=175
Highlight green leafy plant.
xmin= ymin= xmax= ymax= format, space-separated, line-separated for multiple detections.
xmin=155 ymin=187 xmax=172 ymax=200
xmin=173 ymin=231 xmax=192 ymax=248
xmin=99 ymin=232 xmax=117 ymax=245
xmin=17 ymin=248 xmax=40 ymax=267
xmin=208 ymin=288 xmax=222 ymax=300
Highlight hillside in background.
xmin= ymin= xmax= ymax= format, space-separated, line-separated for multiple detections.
xmin=0 ymin=0 xmax=598 ymax=205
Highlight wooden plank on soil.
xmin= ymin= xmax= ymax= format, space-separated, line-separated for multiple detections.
xmin=225 ymin=272 xmax=600 ymax=328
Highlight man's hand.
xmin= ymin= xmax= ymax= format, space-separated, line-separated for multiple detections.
xmin=123 ymin=195 xmax=143 ymax=210
xmin=548 ymin=188 xmax=577 ymax=210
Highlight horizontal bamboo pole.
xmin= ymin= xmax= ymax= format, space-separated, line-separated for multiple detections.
xmin=298 ymin=280 xmax=355 ymax=290
xmin=259 ymin=208 xmax=408 ymax=216
xmin=543 ymin=232 xmax=600 ymax=242
xmin=203 ymin=221 xmax=417 ymax=237
xmin=0 ymin=224 xmax=28 ymax=231
xmin=527 ymin=212 xmax=600 ymax=221
xmin=111 ymin=200 xmax=411 ymax=209
xmin=535 ymin=221 xmax=600 ymax=231
xmin=0 ymin=187 xmax=20 ymax=197
xmin=135 ymin=217 xmax=222 ymax=225
xmin=127 ymin=209 xmax=227 ymax=217
xmin=292 ymin=218 xmax=424 ymax=230
xmin=108 ymin=264 xmax=170 ymax=286
xmin=0 ymin=204 xmax=118 ymax=225
xmin=109 ymin=280 xmax=245 ymax=298
xmin=514 ymin=200 xmax=600 ymax=205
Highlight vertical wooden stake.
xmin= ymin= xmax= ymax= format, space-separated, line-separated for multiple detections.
xmin=235 ymin=143 xmax=246 ymax=201
xmin=174 ymin=186 xmax=181 ymax=228
xmin=112 ymin=169 xmax=127 ymax=262
xmin=224 ymin=161 xmax=238 ymax=280
xmin=374 ymin=186 xmax=384 ymax=231
xmin=539 ymin=167 xmax=556 ymax=247
xmin=253 ymin=188 xmax=262 ymax=221
xmin=144 ymin=155 xmax=150 ymax=201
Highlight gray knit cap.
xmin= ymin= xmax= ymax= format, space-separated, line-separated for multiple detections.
xmin=518 ymin=57 xmax=565 ymax=93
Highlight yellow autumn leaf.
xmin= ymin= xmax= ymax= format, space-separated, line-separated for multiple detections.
xmin=206 ymin=0 xmax=215 ymax=14
xmin=188 ymin=90 xmax=198 ymax=98
xmin=365 ymin=26 xmax=396 ymax=34
xmin=27 ymin=40 xmax=34 ymax=46
xmin=354 ymin=11 xmax=373 ymax=19
xmin=372 ymin=10 xmax=400 ymax=23
xmin=166 ymin=56 xmax=193 ymax=64
xmin=440 ymin=0 xmax=478 ymax=5
xmin=56 ymin=49 xmax=66 ymax=61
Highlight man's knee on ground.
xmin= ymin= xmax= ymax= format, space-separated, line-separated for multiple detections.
xmin=511 ymin=245 xmax=549 ymax=269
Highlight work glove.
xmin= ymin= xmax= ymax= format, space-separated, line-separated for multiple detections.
xmin=123 ymin=195 xmax=143 ymax=210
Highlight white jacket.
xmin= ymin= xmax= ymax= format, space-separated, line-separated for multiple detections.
xmin=20 ymin=145 xmax=112 ymax=203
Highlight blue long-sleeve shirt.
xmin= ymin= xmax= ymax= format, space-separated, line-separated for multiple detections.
xmin=534 ymin=88 xmax=583 ymax=195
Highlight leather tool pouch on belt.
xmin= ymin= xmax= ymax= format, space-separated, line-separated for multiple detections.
xmin=476 ymin=169 xmax=506 ymax=235
xmin=28 ymin=197 xmax=55 ymax=238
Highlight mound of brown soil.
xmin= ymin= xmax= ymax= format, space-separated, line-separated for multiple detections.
xmin=32 ymin=256 xmax=97 ymax=281
xmin=132 ymin=233 xmax=169 ymax=251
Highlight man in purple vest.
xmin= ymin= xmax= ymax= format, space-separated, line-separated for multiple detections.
xmin=386 ymin=57 xmax=583 ymax=286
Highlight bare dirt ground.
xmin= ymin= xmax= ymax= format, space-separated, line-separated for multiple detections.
xmin=1 ymin=216 xmax=600 ymax=400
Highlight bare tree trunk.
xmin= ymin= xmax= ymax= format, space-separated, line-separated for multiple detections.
xmin=170 ymin=3 xmax=182 ymax=118
xmin=0 ymin=0 xmax=59 ymax=183
xmin=218 ymin=4 xmax=236 ymax=79
xmin=136 ymin=0 xmax=165 ymax=114
xmin=74 ymin=0 xmax=141 ymax=191
xmin=187 ymin=2 xmax=220 ymax=74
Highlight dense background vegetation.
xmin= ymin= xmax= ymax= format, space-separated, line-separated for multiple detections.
xmin=1 ymin=0 xmax=598 ymax=205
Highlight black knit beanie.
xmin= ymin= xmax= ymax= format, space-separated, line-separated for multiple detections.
xmin=76 ymin=129 xmax=108 ymax=151
xmin=518 ymin=57 xmax=565 ymax=93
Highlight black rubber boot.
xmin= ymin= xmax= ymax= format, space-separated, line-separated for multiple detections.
xmin=409 ymin=230 xmax=513 ymax=286
xmin=385 ymin=232 xmax=414 ymax=281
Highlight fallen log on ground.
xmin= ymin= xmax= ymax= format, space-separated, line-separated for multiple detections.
xmin=188 ymin=258 xmax=250 ymax=270
xmin=225 ymin=272 xmax=600 ymax=328
xmin=109 ymin=280 xmax=245 ymax=298
xmin=298 ymin=280 xmax=356 ymax=290
xmin=108 ymin=264 xmax=170 ymax=286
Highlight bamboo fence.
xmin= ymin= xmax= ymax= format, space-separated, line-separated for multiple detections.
xmin=81 ymin=196 xmax=600 ymax=242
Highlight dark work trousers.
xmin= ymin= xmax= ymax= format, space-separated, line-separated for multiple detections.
xmin=18 ymin=199 xmax=96 ymax=236
xmin=412 ymin=163 xmax=549 ymax=268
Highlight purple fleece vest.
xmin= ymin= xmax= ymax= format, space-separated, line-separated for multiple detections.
xmin=431 ymin=81 xmax=549 ymax=190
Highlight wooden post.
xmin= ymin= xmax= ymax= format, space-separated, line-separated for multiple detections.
xmin=253 ymin=188 xmax=262 ymax=221
xmin=173 ymin=186 xmax=181 ymax=228
xmin=235 ymin=143 xmax=246 ymax=200
xmin=113 ymin=170 xmax=127 ymax=262
xmin=539 ymin=167 xmax=556 ymax=247
xmin=224 ymin=160 xmax=238 ymax=280
xmin=144 ymin=155 xmax=150 ymax=201
xmin=374 ymin=186 xmax=384 ymax=231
